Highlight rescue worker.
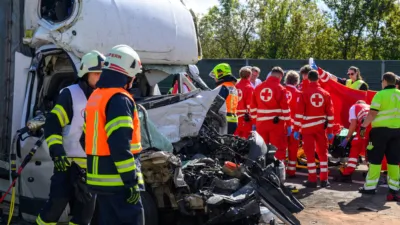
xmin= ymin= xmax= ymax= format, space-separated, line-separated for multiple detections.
xmin=84 ymin=44 xmax=145 ymax=224
xmin=36 ymin=50 xmax=105 ymax=225
xmin=284 ymin=70 xmax=302 ymax=177
xmin=335 ymin=100 xmax=370 ymax=182
xmin=234 ymin=67 xmax=254 ymax=138
xmin=297 ymin=65 xmax=312 ymax=91
xmin=293 ymin=70 xmax=335 ymax=188
xmin=331 ymin=66 xmax=369 ymax=90
xmin=212 ymin=63 xmax=239 ymax=134
xmin=251 ymin=67 xmax=291 ymax=161
xmin=358 ymin=72 xmax=400 ymax=201
xmin=250 ymin=66 xmax=262 ymax=88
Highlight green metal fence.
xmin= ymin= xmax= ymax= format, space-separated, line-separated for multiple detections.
xmin=159 ymin=59 xmax=400 ymax=93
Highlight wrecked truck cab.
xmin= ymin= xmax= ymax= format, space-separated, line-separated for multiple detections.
xmin=1 ymin=0 xmax=205 ymax=223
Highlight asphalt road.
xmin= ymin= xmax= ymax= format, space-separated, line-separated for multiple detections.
xmin=285 ymin=164 xmax=400 ymax=225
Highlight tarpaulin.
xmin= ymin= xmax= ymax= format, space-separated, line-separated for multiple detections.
xmin=317 ymin=67 xmax=378 ymax=129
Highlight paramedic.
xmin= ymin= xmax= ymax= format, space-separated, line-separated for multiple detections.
xmin=251 ymin=67 xmax=291 ymax=161
xmin=36 ymin=50 xmax=105 ymax=225
xmin=234 ymin=67 xmax=254 ymax=138
xmin=336 ymin=100 xmax=370 ymax=182
xmin=358 ymin=72 xmax=400 ymax=201
xmin=284 ymin=70 xmax=302 ymax=177
xmin=293 ymin=70 xmax=334 ymax=188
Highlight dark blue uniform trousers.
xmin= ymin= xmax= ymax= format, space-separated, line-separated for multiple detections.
xmin=97 ymin=191 xmax=144 ymax=225
xmin=37 ymin=169 xmax=96 ymax=224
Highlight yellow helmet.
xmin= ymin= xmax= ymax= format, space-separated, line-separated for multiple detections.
xmin=78 ymin=50 xmax=105 ymax=78
xmin=212 ymin=63 xmax=232 ymax=79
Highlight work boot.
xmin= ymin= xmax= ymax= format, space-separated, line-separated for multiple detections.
xmin=358 ymin=187 xmax=376 ymax=195
xmin=303 ymin=180 xmax=317 ymax=188
xmin=386 ymin=190 xmax=400 ymax=202
xmin=320 ymin=180 xmax=331 ymax=188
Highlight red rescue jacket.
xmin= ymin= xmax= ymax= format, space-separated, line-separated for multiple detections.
xmin=294 ymin=82 xmax=334 ymax=134
xmin=250 ymin=76 xmax=291 ymax=131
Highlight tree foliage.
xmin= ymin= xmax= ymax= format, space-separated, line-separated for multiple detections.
xmin=197 ymin=0 xmax=400 ymax=60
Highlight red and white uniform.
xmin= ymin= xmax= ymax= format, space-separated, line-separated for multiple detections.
xmin=297 ymin=79 xmax=309 ymax=91
xmin=251 ymin=76 xmax=291 ymax=160
xmin=294 ymin=82 xmax=334 ymax=182
xmin=285 ymin=84 xmax=301 ymax=176
xmin=234 ymin=78 xmax=254 ymax=138
xmin=342 ymin=103 xmax=370 ymax=175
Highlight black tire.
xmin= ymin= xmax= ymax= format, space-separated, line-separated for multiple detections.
xmin=141 ymin=191 xmax=159 ymax=225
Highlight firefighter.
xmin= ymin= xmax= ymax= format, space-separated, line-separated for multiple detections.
xmin=36 ymin=50 xmax=105 ymax=225
xmin=335 ymin=100 xmax=370 ymax=182
xmin=84 ymin=45 xmax=145 ymax=224
xmin=251 ymin=66 xmax=291 ymax=161
xmin=293 ymin=70 xmax=335 ymax=188
xmin=212 ymin=63 xmax=239 ymax=134
xmin=234 ymin=67 xmax=254 ymax=138
xmin=297 ymin=65 xmax=312 ymax=91
xmin=284 ymin=70 xmax=301 ymax=177
xmin=358 ymin=72 xmax=400 ymax=201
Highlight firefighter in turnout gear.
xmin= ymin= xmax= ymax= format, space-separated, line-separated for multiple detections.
xmin=234 ymin=67 xmax=254 ymax=138
xmin=284 ymin=70 xmax=302 ymax=177
xmin=336 ymin=100 xmax=370 ymax=182
xmin=83 ymin=44 xmax=145 ymax=224
xmin=36 ymin=50 xmax=105 ymax=225
xmin=212 ymin=63 xmax=239 ymax=134
xmin=359 ymin=72 xmax=400 ymax=201
xmin=251 ymin=67 xmax=291 ymax=161
xmin=293 ymin=70 xmax=335 ymax=188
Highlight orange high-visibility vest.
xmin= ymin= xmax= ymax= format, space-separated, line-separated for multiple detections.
xmin=218 ymin=82 xmax=238 ymax=123
xmin=85 ymin=88 xmax=142 ymax=156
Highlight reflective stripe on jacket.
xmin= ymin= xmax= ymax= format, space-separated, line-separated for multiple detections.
xmin=85 ymin=87 xmax=144 ymax=193
xmin=219 ymin=81 xmax=239 ymax=123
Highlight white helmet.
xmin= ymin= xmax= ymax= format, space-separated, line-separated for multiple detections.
xmin=78 ymin=50 xmax=105 ymax=78
xmin=102 ymin=44 xmax=142 ymax=78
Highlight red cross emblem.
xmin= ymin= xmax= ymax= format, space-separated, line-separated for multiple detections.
xmin=286 ymin=91 xmax=292 ymax=102
xmin=238 ymin=89 xmax=243 ymax=102
xmin=260 ymin=88 xmax=273 ymax=102
xmin=310 ymin=93 xmax=324 ymax=107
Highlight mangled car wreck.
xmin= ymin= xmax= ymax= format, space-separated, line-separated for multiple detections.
xmin=136 ymin=85 xmax=305 ymax=225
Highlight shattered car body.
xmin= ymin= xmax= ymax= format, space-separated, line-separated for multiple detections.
xmin=138 ymin=92 xmax=304 ymax=224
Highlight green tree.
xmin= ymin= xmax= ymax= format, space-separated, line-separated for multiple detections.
xmin=198 ymin=0 xmax=258 ymax=58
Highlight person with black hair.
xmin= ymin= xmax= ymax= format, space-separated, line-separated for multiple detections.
xmin=293 ymin=70 xmax=335 ymax=188
xmin=251 ymin=66 xmax=291 ymax=162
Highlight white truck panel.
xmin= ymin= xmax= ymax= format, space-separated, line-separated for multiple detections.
xmin=24 ymin=0 xmax=199 ymax=65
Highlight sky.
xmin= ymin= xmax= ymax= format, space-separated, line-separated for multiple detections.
xmin=185 ymin=0 xmax=329 ymax=15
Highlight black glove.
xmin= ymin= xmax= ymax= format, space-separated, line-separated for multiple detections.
xmin=360 ymin=126 xmax=366 ymax=138
xmin=244 ymin=113 xmax=251 ymax=122
xmin=53 ymin=155 xmax=71 ymax=172
xmin=273 ymin=116 xmax=279 ymax=124
xmin=126 ymin=187 xmax=140 ymax=204
xmin=70 ymin=162 xmax=93 ymax=203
